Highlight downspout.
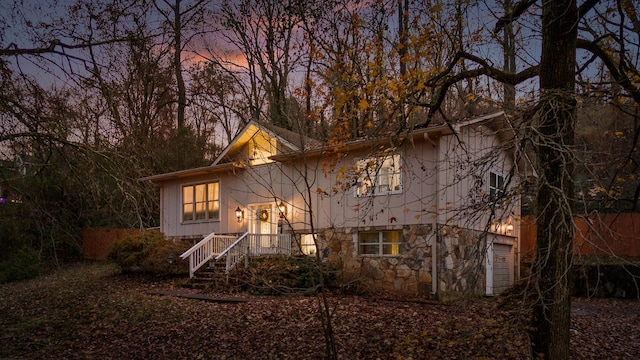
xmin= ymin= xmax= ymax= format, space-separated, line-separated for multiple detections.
xmin=432 ymin=229 xmax=437 ymax=296
xmin=428 ymin=131 xmax=439 ymax=297
xmin=516 ymin=222 xmax=521 ymax=281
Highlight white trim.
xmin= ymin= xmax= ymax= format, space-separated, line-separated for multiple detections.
xmin=180 ymin=180 xmax=221 ymax=223
xmin=357 ymin=229 xmax=403 ymax=256
xmin=212 ymin=121 xmax=300 ymax=166
xmin=452 ymin=111 xmax=506 ymax=132
xmin=354 ymin=153 xmax=403 ymax=198
xmin=485 ymin=240 xmax=494 ymax=296
xmin=211 ymin=121 xmax=255 ymax=166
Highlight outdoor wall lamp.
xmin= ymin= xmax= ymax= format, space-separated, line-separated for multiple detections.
xmin=278 ymin=201 xmax=287 ymax=219
xmin=506 ymin=223 xmax=514 ymax=236
xmin=235 ymin=206 xmax=244 ymax=223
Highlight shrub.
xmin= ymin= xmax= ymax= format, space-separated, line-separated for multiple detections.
xmin=0 ymin=247 xmax=41 ymax=283
xmin=242 ymin=255 xmax=337 ymax=295
xmin=109 ymin=231 xmax=190 ymax=276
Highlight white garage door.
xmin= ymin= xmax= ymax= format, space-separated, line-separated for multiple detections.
xmin=492 ymin=244 xmax=513 ymax=294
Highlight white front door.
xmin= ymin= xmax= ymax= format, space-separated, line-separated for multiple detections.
xmin=250 ymin=204 xmax=277 ymax=250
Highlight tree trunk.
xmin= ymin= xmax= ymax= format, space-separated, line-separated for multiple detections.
xmin=531 ymin=1 xmax=578 ymax=359
xmin=173 ymin=0 xmax=187 ymax=129
xmin=502 ymin=0 xmax=516 ymax=115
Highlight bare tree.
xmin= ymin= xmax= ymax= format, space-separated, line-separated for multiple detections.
xmin=190 ymin=61 xmax=253 ymax=145
xmin=216 ymin=0 xmax=306 ymax=130
xmin=153 ymin=0 xmax=210 ymax=130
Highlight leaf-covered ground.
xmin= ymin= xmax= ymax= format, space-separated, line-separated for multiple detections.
xmin=0 ymin=262 xmax=638 ymax=359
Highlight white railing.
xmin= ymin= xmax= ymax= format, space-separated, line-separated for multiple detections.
xmin=180 ymin=233 xmax=237 ymax=278
xmin=215 ymin=232 xmax=250 ymax=272
xmin=247 ymin=233 xmax=292 ymax=256
xmin=181 ymin=232 xmax=293 ymax=277
xmin=216 ymin=233 xmax=293 ymax=272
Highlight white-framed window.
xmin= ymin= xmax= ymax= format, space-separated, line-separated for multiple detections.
xmin=489 ymin=172 xmax=505 ymax=201
xmin=355 ymin=154 xmax=402 ymax=197
xmin=182 ymin=181 xmax=220 ymax=222
xmin=358 ymin=230 xmax=403 ymax=256
xmin=299 ymin=234 xmax=318 ymax=256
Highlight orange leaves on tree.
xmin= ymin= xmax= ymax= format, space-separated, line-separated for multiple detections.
xmin=358 ymin=98 xmax=370 ymax=110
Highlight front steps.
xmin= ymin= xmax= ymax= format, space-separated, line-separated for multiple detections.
xmin=182 ymin=258 xmax=228 ymax=290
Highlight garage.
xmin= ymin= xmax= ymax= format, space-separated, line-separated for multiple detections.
xmin=492 ymin=243 xmax=514 ymax=294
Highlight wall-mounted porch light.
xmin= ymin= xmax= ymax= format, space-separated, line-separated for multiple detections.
xmin=235 ymin=206 xmax=244 ymax=223
xmin=278 ymin=201 xmax=287 ymax=219
xmin=506 ymin=223 xmax=514 ymax=236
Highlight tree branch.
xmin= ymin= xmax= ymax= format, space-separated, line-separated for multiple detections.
xmin=0 ymin=37 xmax=132 ymax=57
xmin=421 ymin=51 xmax=539 ymax=118
xmin=577 ymin=38 xmax=640 ymax=104
xmin=494 ymin=0 xmax=537 ymax=34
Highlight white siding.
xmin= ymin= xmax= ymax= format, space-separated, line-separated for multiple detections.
xmin=157 ymin=121 xmax=520 ymax=252
xmin=311 ymin=140 xmax=438 ymax=230
xmin=437 ymin=125 xmax=518 ymax=232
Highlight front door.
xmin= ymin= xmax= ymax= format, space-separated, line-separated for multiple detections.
xmin=250 ymin=204 xmax=277 ymax=252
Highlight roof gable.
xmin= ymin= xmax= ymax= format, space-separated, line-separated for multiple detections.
xmin=211 ymin=121 xmax=302 ymax=166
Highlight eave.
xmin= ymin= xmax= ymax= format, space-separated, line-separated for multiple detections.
xmin=139 ymin=162 xmax=242 ymax=185
xmin=270 ymin=123 xmax=453 ymax=162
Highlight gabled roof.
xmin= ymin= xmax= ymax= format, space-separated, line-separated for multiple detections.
xmin=141 ymin=121 xmax=318 ymax=184
xmin=211 ymin=120 xmax=321 ymax=166
xmin=271 ymin=111 xmax=510 ymax=160
xmin=141 ymin=112 xmax=534 ymax=184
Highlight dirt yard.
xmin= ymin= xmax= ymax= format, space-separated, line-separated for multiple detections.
xmin=0 ymin=262 xmax=638 ymax=359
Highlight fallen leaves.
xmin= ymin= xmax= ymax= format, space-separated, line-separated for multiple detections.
xmin=0 ymin=263 xmax=638 ymax=359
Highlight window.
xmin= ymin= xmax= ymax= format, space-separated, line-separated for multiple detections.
xmin=359 ymin=231 xmax=402 ymax=256
xmin=249 ymin=135 xmax=275 ymax=166
xmin=489 ymin=172 xmax=505 ymax=201
xmin=356 ymin=154 xmax=402 ymax=197
xmin=299 ymin=234 xmax=318 ymax=256
xmin=182 ymin=181 xmax=219 ymax=221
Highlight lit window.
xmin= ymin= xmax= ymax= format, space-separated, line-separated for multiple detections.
xmin=489 ymin=172 xmax=505 ymax=201
xmin=182 ymin=181 xmax=219 ymax=222
xmin=299 ymin=234 xmax=318 ymax=256
xmin=249 ymin=135 xmax=275 ymax=166
xmin=359 ymin=231 xmax=402 ymax=256
xmin=356 ymin=154 xmax=402 ymax=197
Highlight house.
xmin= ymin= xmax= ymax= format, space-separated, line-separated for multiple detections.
xmin=141 ymin=111 xmax=523 ymax=298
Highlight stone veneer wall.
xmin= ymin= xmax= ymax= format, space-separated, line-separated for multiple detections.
xmin=316 ymin=224 xmax=434 ymax=295
xmin=436 ymin=225 xmax=487 ymax=300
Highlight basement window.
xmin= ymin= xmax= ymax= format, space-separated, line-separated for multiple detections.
xmin=359 ymin=230 xmax=403 ymax=256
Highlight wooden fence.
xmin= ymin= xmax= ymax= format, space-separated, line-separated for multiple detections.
xmin=82 ymin=228 xmax=141 ymax=260
xmin=521 ymin=213 xmax=640 ymax=259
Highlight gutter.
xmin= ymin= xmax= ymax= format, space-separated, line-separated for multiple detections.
xmin=139 ymin=162 xmax=240 ymax=184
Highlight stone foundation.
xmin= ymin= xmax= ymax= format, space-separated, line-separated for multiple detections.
xmin=436 ymin=225 xmax=487 ymax=300
xmin=316 ymin=224 xmax=434 ymax=295
xmin=312 ymin=223 xmax=490 ymax=299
